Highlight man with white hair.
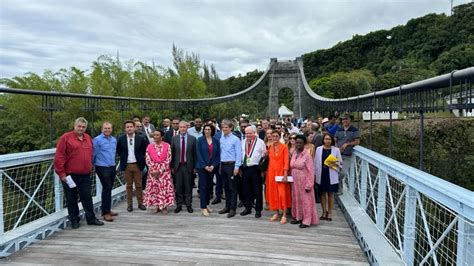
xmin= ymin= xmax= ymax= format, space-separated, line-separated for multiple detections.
xmin=240 ymin=126 xmax=266 ymax=218
xmin=54 ymin=117 xmax=104 ymax=228
xmin=171 ymin=121 xmax=197 ymax=213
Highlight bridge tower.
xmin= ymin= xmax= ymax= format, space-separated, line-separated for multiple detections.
xmin=268 ymin=57 xmax=311 ymax=119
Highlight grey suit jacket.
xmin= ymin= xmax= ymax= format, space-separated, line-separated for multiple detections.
xmin=170 ymin=133 xmax=197 ymax=172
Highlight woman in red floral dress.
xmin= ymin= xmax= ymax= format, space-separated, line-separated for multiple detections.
xmin=144 ymin=130 xmax=174 ymax=214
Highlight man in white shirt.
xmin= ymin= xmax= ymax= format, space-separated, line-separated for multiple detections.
xmin=240 ymin=125 xmax=266 ymax=218
xmin=187 ymin=118 xmax=203 ymax=139
xmin=286 ymin=122 xmax=300 ymax=134
xmin=142 ymin=115 xmax=156 ymax=143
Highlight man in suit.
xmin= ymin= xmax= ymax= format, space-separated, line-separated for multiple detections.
xmin=171 ymin=121 xmax=197 ymax=213
xmin=142 ymin=115 xmax=156 ymax=143
xmin=164 ymin=118 xmax=180 ymax=144
xmin=161 ymin=118 xmax=171 ymax=133
xmin=116 ymin=120 xmax=150 ymax=212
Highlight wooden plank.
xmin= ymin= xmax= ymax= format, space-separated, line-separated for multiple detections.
xmin=4 ymin=195 xmax=368 ymax=265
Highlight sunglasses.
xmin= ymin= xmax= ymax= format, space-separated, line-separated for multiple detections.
xmin=290 ymin=137 xmax=296 ymax=140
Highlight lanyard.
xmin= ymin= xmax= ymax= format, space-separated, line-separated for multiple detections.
xmin=245 ymin=138 xmax=257 ymax=159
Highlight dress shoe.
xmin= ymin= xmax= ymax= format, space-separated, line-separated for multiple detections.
xmin=299 ymin=223 xmax=310 ymax=228
xmin=127 ymin=206 xmax=133 ymax=212
xmin=238 ymin=201 xmax=244 ymax=208
xmin=109 ymin=211 xmax=119 ymax=216
xmin=227 ymin=209 xmax=236 ymax=218
xmin=71 ymin=220 xmax=80 ymax=229
xmin=291 ymin=220 xmax=302 ymax=225
xmin=218 ymin=207 xmax=229 ymax=214
xmin=240 ymin=208 xmax=251 ymax=216
xmin=201 ymin=209 xmax=210 ymax=217
xmin=255 ymin=211 xmax=261 ymax=218
xmin=211 ymin=197 xmax=221 ymax=205
xmin=187 ymin=206 xmax=194 ymax=213
xmin=174 ymin=205 xmax=182 ymax=213
xmin=87 ymin=218 xmax=105 ymax=226
xmin=138 ymin=204 xmax=146 ymax=211
xmin=103 ymin=213 xmax=114 ymax=222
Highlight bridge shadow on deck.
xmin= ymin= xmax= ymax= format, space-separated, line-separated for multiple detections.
xmin=5 ymin=194 xmax=367 ymax=265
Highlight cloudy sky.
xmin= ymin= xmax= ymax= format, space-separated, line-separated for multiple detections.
xmin=0 ymin=0 xmax=469 ymax=79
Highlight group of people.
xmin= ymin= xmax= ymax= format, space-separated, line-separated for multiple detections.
xmin=53 ymin=113 xmax=360 ymax=230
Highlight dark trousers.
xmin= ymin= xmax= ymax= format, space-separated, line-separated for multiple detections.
xmin=241 ymin=165 xmax=263 ymax=212
xmin=95 ymin=166 xmax=116 ymax=215
xmin=221 ymin=163 xmax=238 ymax=210
xmin=62 ymin=174 xmax=96 ymax=222
xmin=175 ymin=163 xmax=193 ymax=207
xmin=214 ymin=165 xmax=222 ymax=198
xmin=198 ymin=169 xmax=213 ymax=209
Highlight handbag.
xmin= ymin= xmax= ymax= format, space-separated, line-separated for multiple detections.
xmin=258 ymin=155 xmax=269 ymax=172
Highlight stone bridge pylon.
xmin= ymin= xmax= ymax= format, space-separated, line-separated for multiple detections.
xmin=267 ymin=57 xmax=313 ymax=119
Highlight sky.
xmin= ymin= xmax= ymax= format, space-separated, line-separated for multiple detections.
xmin=0 ymin=0 xmax=470 ymax=79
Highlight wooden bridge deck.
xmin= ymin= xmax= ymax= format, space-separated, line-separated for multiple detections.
xmin=5 ymin=195 xmax=367 ymax=265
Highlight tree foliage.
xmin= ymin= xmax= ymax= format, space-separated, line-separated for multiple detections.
xmin=303 ymin=2 xmax=473 ymax=94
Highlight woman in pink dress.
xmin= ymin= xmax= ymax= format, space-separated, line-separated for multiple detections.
xmin=144 ymin=129 xmax=174 ymax=214
xmin=290 ymin=135 xmax=319 ymax=228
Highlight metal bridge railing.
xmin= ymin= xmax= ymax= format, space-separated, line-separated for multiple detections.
xmin=0 ymin=149 xmax=125 ymax=257
xmin=346 ymin=146 xmax=473 ymax=265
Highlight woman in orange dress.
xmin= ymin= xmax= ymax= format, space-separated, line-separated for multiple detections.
xmin=266 ymin=129 xmax=291 ymax=224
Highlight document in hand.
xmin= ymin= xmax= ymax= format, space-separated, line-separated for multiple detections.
xmin=65 ymin=175 xmax=77 ymax=188
xmin=324 ymin=154 xmax=339 ymax=170
xmin=275 ymin=176 xmax=294 ymax=182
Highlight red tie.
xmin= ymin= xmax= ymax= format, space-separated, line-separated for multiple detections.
xmin=247 ymin=141 xmax=252 ymax=155
xmin=180 ymin=136 xmax=185 ymax=164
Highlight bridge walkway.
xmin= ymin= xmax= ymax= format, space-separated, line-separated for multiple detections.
xmin=4 ymin=196 xmax=367 ymax=265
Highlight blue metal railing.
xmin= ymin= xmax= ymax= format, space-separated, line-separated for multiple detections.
xmin=0 ymin=149 xmax=125 ymax=257
xmin=344 ymin=146 xmax=473 ymax=265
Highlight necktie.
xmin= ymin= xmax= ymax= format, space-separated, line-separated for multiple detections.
xmin=180 ymin=136 xmax=185 ymax=164
xmin=174 ymin=130 xmax=178 ymax=136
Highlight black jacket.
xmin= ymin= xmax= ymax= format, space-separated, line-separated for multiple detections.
xmin=116 ymin=133 xmax=149 ymax=171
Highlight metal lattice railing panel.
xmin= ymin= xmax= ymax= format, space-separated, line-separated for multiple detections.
xmin=1 ymin=161 xmax=56 ymax=232
xmin=348 ymin=146 xmax=474 ymax=266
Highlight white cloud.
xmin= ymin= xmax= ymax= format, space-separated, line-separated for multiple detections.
xmin=0 ymin=0 xmax=469 ymax=79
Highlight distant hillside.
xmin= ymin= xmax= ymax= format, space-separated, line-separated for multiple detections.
xmin=301 ymin=2 xmax=473 ymax=99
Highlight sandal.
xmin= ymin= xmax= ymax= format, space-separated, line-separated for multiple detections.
xmin=270 ymin=214 xmax=280 ymax=221
xmin=326 ymin=212 xmax=332 ymax=221
xmin=280 ymin=216 xmax=287 ymax=225
xmin=320 ymin=211 xmax=327 ymax=220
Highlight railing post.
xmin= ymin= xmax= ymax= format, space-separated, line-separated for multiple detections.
xmin=348 ymin=156 xmax=355 ymax=195
xmin=95 ymin=173 xmax=102 ymax=201
xmin=54 ymin=172 xmax=62 ymax=212
xmin=403 ymin=186 xmax=417 ymax=265
xmin=457 ymin=218 xmax=474 ymax=265
xmin=376 ymin=170 xmax=387 ymax=231
xmin=0 ymin=171 xmax=4 ymax=235
xmin=360 ymin=161 xmax=368 ymax=209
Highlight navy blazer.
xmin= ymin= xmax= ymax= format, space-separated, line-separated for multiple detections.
xmin=116 ymin=133 xmax=149 ymax=171
xmin=196 ymin=136 xmax=220 ymax=169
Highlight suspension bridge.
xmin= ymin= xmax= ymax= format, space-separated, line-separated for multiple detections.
xmin=0 ymin=58 xmax=473 ymax=265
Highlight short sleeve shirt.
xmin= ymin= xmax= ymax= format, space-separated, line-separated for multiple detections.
xmin=335 ymin=125 xmax=360 ymax=156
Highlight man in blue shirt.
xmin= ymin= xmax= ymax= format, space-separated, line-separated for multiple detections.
xmin=93 ymin=122 xmax=118 ymax=222
xmin=218 ymin=119 xmax=242 ymax=218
